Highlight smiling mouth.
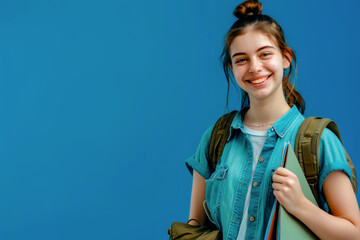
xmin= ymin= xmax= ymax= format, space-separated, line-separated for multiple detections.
xmin=246 ymin=74 xmax=272 ymax=85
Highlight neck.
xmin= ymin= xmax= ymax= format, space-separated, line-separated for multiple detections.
xmin=244 ymin=95 xmax=291 ymax=127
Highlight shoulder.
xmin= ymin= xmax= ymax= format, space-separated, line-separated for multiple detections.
xmin=199 ymin=125 xmax=215 ymax=148
xmin=319 ymin=127 xmax=347 ymax=165
xmin=320 ymin=128 xmax=341 ymax=144
xmin=196 ymin=110 xmax=239 ymax=150
xmin=318 ymin=127 xmax=352 ymax=192
xmin=319 ymin=128 xmax=346 ymax=158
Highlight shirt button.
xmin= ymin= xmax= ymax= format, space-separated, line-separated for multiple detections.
xmin=249 ymin=216 xmax=255 ymax=222
xmin=253 ymin=182 xmax=258 ymax=187
xmin=259 ymin=157 xmax=264 ymax=163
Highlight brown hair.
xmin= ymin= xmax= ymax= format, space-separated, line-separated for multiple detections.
xmin=221 ymin=0 xmax=305 ymax=114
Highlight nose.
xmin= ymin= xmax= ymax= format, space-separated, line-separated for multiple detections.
xmin=248 ymin=58 xmax=262 ymax=73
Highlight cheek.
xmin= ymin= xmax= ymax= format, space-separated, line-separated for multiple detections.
xmin=232 ymin=67 xmax=246 ymax=80
xmin=267 ymin=60 xmax=284 ymax=78
xmin=231 ymin=68 xmax=245 ymax=87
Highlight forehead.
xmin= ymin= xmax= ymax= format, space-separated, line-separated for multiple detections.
xmin=229 ymin=30 xmax=279 ymax=54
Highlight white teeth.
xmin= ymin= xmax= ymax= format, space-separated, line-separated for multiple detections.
xmin=251 ymin=77 xmax=267 ymax=84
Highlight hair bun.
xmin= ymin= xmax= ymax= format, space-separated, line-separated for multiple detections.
xmin=233 ymin=0 xmax=263 ymax=19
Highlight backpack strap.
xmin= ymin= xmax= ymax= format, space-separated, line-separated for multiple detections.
xmin=295 ymin=117 xmax=357 ymax=206
xmin=208 ymin=111 xmax=238 ymax=174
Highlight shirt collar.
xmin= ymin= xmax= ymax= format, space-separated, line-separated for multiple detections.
xmin=229 ymin=105 xmax=302 ymax=139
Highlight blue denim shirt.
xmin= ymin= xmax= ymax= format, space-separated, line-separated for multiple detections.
xmin=185 ymin=106 xmax=352 ymax=240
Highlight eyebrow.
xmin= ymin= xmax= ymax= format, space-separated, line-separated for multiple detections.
xmin=231 ymin=46 xmax=275 ymax=58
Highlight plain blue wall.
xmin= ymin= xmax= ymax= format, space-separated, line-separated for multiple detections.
xmin=0 ymin=0 xmax=359 ymax=239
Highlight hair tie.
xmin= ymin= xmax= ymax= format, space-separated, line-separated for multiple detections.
xmin=247 ymin=12 xmax=254 ymax=16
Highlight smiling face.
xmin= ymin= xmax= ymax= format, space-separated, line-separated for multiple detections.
xmin=229 ymin=30 xmax=290 ymax=104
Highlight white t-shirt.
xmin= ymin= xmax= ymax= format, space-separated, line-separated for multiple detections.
xmin=237 ymin=126 xmax=268 ymax=240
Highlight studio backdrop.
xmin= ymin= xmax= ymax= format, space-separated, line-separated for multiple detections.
xmin=0 ymin=0 xmax=359 ymax=239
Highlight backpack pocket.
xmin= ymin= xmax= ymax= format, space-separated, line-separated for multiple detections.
xmin=205 ymin=166 xmax=228 ymax=230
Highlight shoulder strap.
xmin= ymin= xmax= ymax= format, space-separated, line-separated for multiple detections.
xmin=295 ymin=117 xmax=357 ymax=205
xmin=208 ymin=111 xmax=238 ymax=174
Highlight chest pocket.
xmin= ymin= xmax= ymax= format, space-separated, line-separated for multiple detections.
xmin=205 ymin=166 xmax=228 ymax=229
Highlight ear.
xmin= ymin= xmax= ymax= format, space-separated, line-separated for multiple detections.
xmin=283 ymin=49 xmax=292 ymax=69
xmin=228 ymin=63 xmax=233 ymax=71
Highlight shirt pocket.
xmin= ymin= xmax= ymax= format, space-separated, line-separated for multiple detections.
xmin=205 ymin=166 xmax=228 ymax=229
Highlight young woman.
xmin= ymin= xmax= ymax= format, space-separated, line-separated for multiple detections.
xmin=185 ymin=0 xmax=360 ymax=239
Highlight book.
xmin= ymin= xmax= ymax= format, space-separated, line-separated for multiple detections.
xmin=264 ymin=142 xmax=318 ymax=240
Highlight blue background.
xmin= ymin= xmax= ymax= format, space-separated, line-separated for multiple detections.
xmin=0 ymin=0 xmax=359 ymax=239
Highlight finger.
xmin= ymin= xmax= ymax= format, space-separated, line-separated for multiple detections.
xmin=275 ymin=167 xmax=297 ymax=179
xmin=273 ymin=175 xmax=299 ymax=190
xmin=273 ymin=189 xmax=283 ymax=201
xmin=274 ymin=167 xmax=291 ymax=176
xmin=272 ymin=172 xmax=289 ymax=183
xmin=272 ymin=182 xmax=284 ymax=191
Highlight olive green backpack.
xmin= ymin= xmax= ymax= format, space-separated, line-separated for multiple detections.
xmin=208 ymin=112 xmax=357 ymax=205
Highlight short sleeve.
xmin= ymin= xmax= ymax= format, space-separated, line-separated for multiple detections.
xmin=318 ymin=128 xmax=352 ymax=211
xmin=185 ymin=125 xmax=214 ymax=180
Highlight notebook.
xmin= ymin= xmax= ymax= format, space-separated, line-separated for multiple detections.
xmin=264 ymin=142 xmax=318 ymax=240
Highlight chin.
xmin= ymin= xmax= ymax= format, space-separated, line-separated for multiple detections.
xmin=249 ymin=87 xmax=283 ymax=102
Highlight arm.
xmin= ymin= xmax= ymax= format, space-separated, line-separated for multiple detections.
xmin=188 ymin=170 xmax=206 ymax=226
xmin=273 ymin=168 xmax=360 ymax=240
